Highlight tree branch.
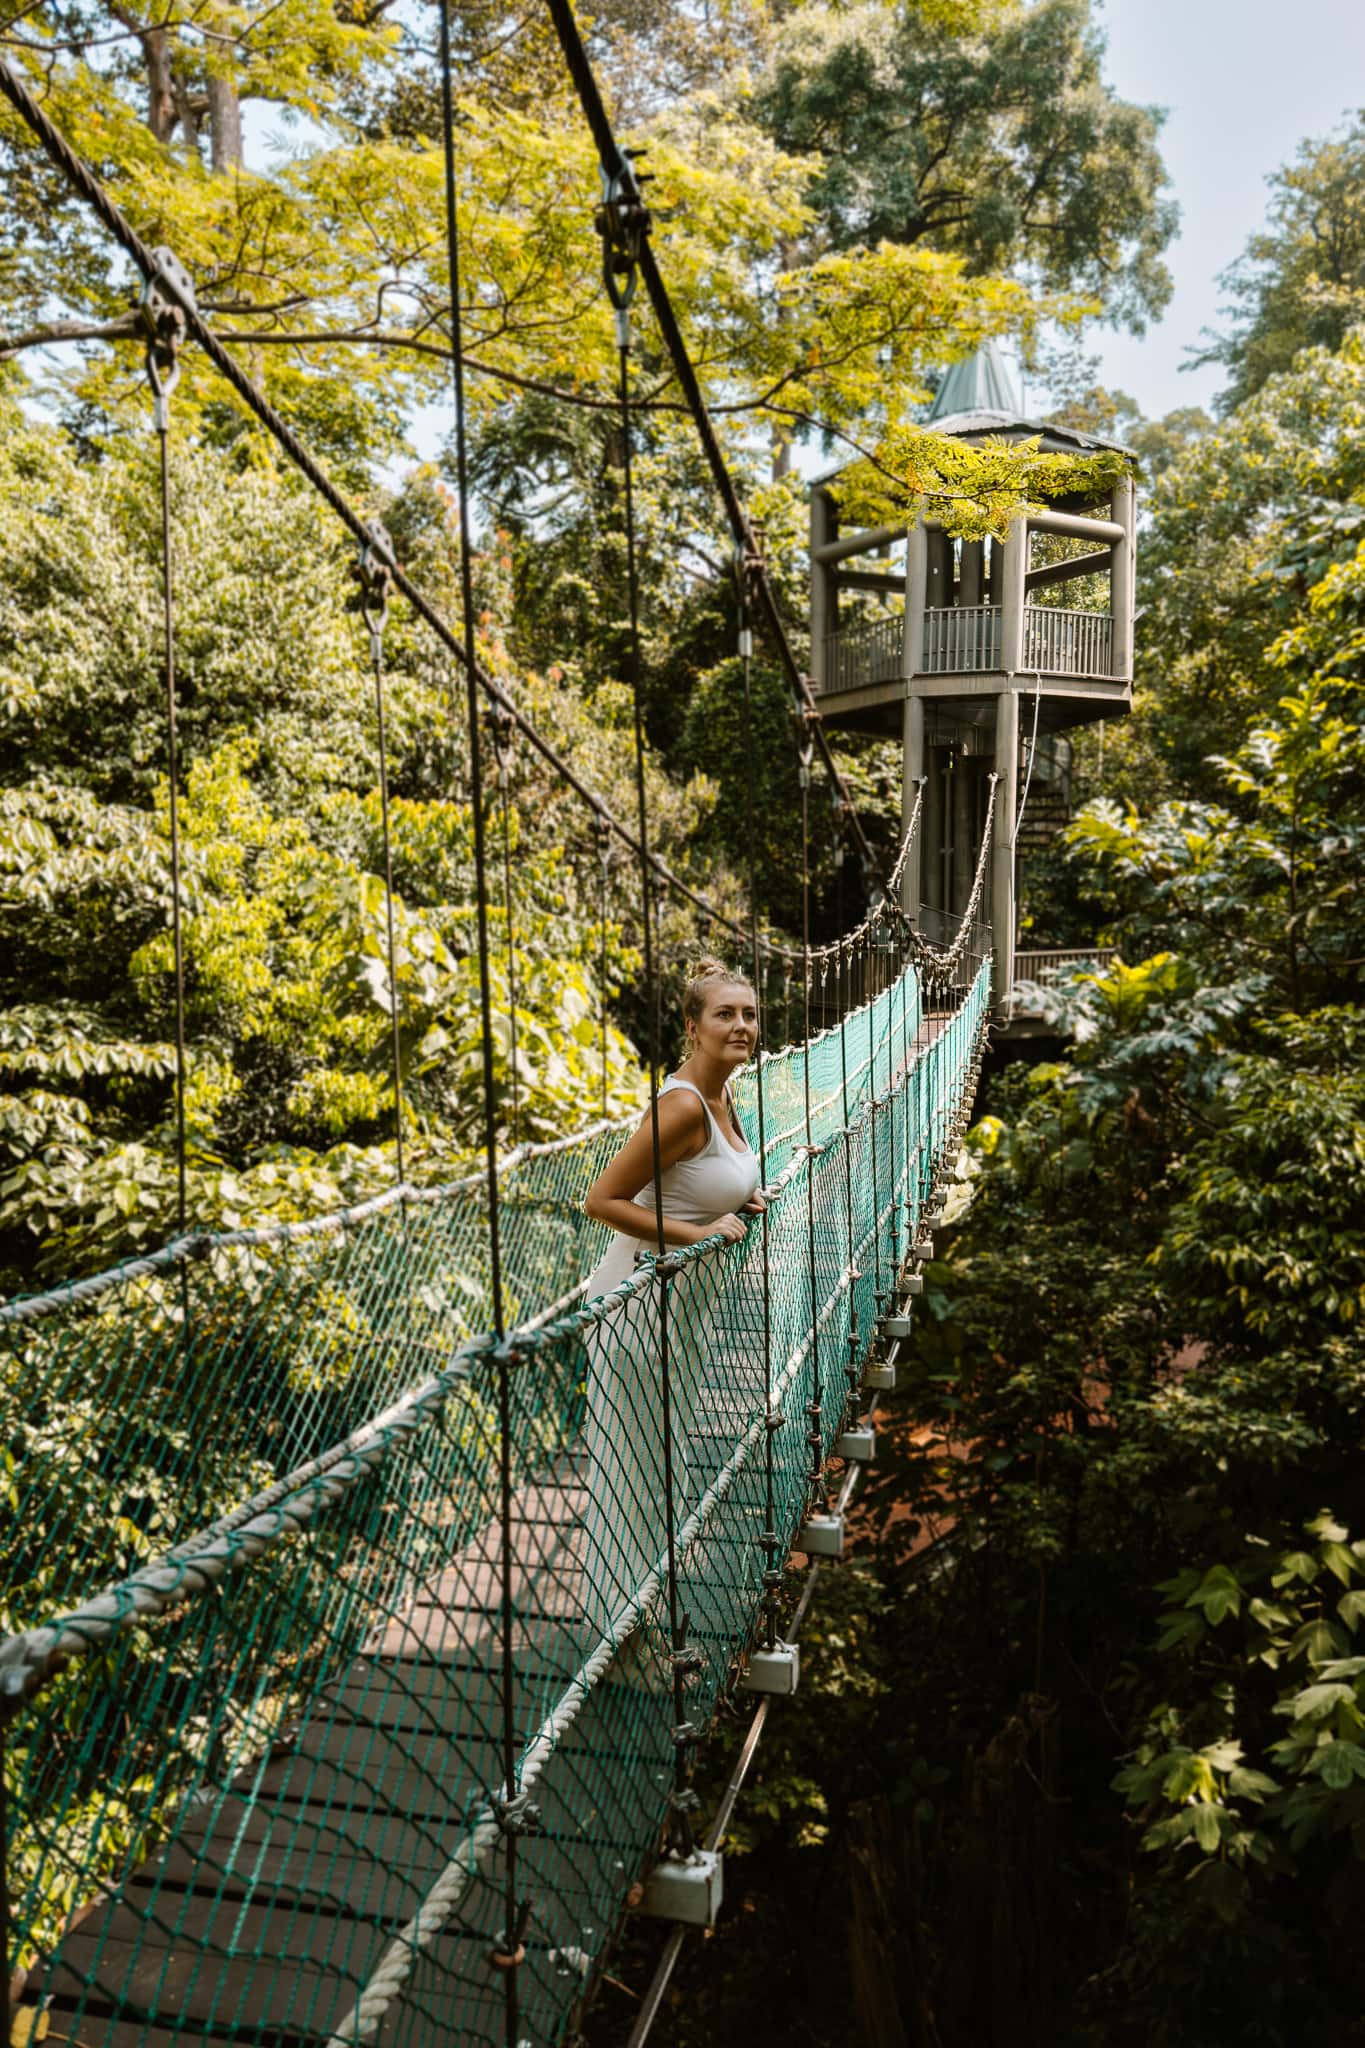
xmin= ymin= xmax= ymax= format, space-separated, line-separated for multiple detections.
xmin=0 ymin=310 xmax=143 ymax=357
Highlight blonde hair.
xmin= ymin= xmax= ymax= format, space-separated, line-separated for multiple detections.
xmin=683 ymin=955 xmax=755 ymax=1030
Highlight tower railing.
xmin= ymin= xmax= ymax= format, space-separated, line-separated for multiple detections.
xmin=816 ymin=605 xmax=1120 ymax=695
xmin=1022 ymin=605 xmax=1114 ymax=678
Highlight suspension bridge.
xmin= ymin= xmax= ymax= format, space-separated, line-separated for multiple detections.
xmin=0 ymin=10 xmax=1008 ymax=2045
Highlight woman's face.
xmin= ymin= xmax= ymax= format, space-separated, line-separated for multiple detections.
xmin=688 ymin=980 xmax=759 ymax=1068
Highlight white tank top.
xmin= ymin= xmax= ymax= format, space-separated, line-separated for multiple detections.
xmin=585 ymin=1075 xmax=761 ymax=1298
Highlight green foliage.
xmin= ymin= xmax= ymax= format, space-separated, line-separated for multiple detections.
xmin=1112 ymin=329 xmax=1365 ymax=800
xmin=755 ymin=0 xmax=1176 ymax=330
xmin=1201 ymin=115 xmax=1365 ymax=414
xmin=0 ymin=424 xmax=675 ymax=1290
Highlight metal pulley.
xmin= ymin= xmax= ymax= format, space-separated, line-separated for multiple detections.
xmin=595 ymin=148 xmax=652 ymax=310
xmin=141 ymin=245 xmax=196 ymax=430
xmin=349 ymin=516 xmax=396 ymax=657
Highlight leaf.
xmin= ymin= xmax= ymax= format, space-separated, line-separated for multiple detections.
xmin=1191 ymin=1803 xmax=1225 ymax=1853
xmin=1291 ymin=1682 xmax=1357 ymax=1720
xmin=1316 ymin=1741 xmax=1365 ymax=1791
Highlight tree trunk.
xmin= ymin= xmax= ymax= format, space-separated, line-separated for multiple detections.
xmin=941 ymin=1695 xmax=1061 ymax=2048
xmin=845 ymin=1797 xmax=941 ymax=2048
xmin=142 ymin=26 xmax=176 ymax=142
xmin=207 ymin=75 xmax=244 ymax=172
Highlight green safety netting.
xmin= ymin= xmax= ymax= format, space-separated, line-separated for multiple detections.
xmin=1 ymin=953 xmax=989 ymax=2048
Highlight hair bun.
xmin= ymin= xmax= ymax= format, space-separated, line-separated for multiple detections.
xmin=688 ymin=954 xmax=730 ymax=981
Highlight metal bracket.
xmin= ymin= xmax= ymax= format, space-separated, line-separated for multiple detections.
xmin=742 ymin=1639 xmax=800 ymax=1696
xmin=639 ymin=1847 xmax=724 ymax=1927
xmin=349 ymin=516 xmax=395 ymax=657
xmin=490 ymin=1790 xmax=543 ymax=1838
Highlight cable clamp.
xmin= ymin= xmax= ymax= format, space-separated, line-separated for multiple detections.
xmin=490 ymin=1790 xmax=543 ymax=1838
xmin=765 ymin=1407 xmax=785 ymax=1434
xmin=489 ymin=1895 xmax=532 ymax=1970
xmin=670 ymin=1642 xmax=704 ymax=1678
xmin=590 ymin=808 xmax=613 ymax=863
xmin=349 ymin=517 xmax=395 ymax=656
xmin=141 ymin=244 xmax=196 ymax=431
xmin=654 ymin=1251 xmax=683 ymax=1280
xmin=596 ymin=148 xmax=652 ymax=312
xmin=672 ymin=1718 xmax=700 ymax=1747
xmin=486 ymin=700 xmax=516 ymax=787
xmin=668 ymin=1785 xmax=702 ymax=1816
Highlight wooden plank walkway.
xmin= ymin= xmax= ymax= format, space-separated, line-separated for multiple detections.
xmin=15 ymin=1355 xmax=781 ymax=2048
xmin=15 ymin=1443 xmax=684 ymax=2048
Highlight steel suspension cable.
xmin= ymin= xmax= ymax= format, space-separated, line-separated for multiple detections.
xmin=539 ymin=0 xmax=888 ymax=894
xmin=593 ymin=812 xmax=613 ymax=1119
xmin=437 ymin=8 xmax=526 ymax=2027
xmin=794 ymin=715 xmax=826 ymax=1521
xmin=613 ymin=301 xmax=703 ymax=1855
xmin=833 ymin=878 xmax=861 ymax=1437
xmin=141 ymin=257 xmax=199 ymax=1471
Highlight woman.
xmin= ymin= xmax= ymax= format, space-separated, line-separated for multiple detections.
xmin=578 ymin=958 xmax=766 ymax=1650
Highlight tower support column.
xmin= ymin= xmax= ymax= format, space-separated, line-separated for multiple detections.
xmin=991 ymin=688 xmax=1019 ymax=1012
xmin=901 ymin=694 xmax=924 ymax=917
xmin=900 ymin=518 xmax=927 ymax=918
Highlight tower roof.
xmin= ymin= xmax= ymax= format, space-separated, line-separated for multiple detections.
xmin=926 ymin=341 xmax=1021 ymax=421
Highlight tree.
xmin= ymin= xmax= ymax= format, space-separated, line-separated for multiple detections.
xmin=1108 ymin=331 xmax=1365 ymax=802
xmin=1199 ymin=114 xmax=1365 ymax=414
xmin=0 ymin=411 xmax=743 ymax=1286
xmin=754 ymin=0 xmax=1177 ymax=334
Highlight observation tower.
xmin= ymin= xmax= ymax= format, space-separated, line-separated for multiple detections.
xmin=808 ymin=343 xmax=1136 ymax=1009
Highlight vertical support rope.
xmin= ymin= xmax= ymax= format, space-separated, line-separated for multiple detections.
xmin=593 ymin=812 xmax=612 ymax=1119
xmin=614 ymin=292 xmax=699 ymax=1854
xmin=437 ymin=9 xmax=525 ymax=2024
xmin=865 ymin=926 xmax=885 ymax=1324
xmin=145 ymin=308 xmax=190 ymax=1247
xmin=795 ymin=713 xmax=825 ymax=1518
xmin=354 ymin=537 xmax=407 ymax=1189
xmin=489 ymin=704 xmax=522 ymax=1149
xmin=834 ymin=872 xmax=859 ymax=1432
xmin=735 ymin=547 xmax=778 ymax=1650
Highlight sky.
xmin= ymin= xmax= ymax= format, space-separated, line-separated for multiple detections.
xmin=1090 ymin=0 xmax=1365 ymax=422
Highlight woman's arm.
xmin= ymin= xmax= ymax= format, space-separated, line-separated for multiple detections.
xmin=584 ymin=1092 xmax=733 ymax=1248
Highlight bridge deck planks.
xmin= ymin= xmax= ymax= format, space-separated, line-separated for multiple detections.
xmin=16 ymin=1458 xmax=655 ymax=2048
